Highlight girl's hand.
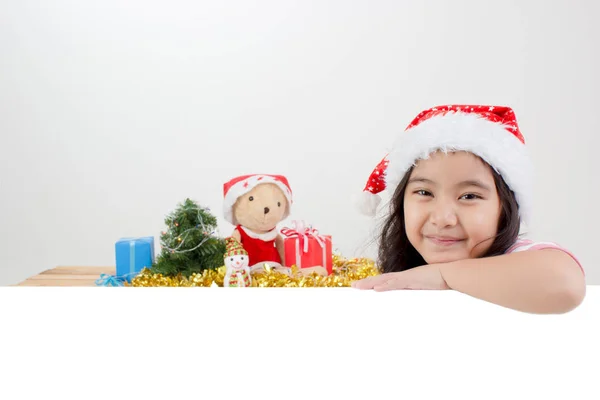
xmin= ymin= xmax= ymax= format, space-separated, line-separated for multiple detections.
xmin=351 ymin=264 xmax=450 ymax=291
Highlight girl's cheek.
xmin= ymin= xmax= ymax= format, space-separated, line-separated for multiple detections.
xmin=465 ymin=207 xmax=500 ymax=234
xmin=404 ymin=203 xmax=420 ymax=224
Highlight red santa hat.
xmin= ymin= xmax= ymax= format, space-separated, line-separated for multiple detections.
xmin=223 ymin=174 xmax=293 ymax=225
xmin=358 ymin=105 xmax=534 ymax=224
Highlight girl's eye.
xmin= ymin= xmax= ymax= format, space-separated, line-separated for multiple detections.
xmin=415 ymin=190 xmax=432 ymax=196
xmin=249 ymin=196 xmax=254 ymax=201
xmin=277 ymin=202 xmax=281 ymax=207
xmin=460 ymin=193 xmax=481 ymax=200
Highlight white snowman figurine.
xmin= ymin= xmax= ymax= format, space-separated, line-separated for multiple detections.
xmin=223 ymin=237 xmax=252 ymax=288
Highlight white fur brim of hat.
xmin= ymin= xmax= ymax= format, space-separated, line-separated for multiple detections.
xmin=223 ymin=175 xmax=293 ymax=226
xmin=382 ymin=111 xmax=534 ymax=224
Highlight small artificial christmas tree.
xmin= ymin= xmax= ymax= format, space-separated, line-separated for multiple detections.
xmin=149 ymin=198 xmax=226 ymax=277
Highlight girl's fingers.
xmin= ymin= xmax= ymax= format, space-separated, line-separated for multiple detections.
xmin=351 ymin=274 xmax=396 ymax=289
xmin=351 ymin=277 xmax=378 ymax=289
xmin=373 ymin=278 xmax=405 ymax=292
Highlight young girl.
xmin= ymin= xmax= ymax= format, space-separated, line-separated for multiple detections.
xmin=352 ymin=105 xmax=585 ymax=314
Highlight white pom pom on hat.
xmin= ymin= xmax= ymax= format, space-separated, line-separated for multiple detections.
xmin=357 ymin=105 xmax=534 ymax=224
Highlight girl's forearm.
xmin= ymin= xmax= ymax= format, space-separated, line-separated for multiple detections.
xmin=438 ymin=249 xmax=585 ymax=314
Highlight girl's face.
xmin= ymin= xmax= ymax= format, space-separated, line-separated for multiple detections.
xmin=403 ymin=151 xmax=501 ymax=264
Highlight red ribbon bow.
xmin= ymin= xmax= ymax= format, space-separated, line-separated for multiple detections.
xmin=281 ymin=221 xmax=326 ymax=253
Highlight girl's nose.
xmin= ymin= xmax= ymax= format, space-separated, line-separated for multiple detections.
xmin=429 ymin=201 xmax=458 ymax=227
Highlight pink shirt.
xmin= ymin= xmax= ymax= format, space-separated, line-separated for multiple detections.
xmin=506 ymin=239 xmax=584 ymax=275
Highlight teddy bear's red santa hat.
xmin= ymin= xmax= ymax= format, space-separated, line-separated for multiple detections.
xmin=223 ymin=174 xmax=293 ymax=225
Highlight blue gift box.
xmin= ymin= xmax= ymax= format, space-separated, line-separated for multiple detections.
xmin=115 ymin=237 xmax=155 ymax=282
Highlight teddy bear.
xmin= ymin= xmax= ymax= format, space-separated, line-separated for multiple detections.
xmin=222 ymin=174 xmax=292 ymax=274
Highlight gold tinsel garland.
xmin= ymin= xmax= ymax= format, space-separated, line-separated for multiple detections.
xmin=128 ymin=254 xmax=379 ymax=287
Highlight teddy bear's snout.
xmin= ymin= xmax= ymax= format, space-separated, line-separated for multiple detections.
xmin=264 ymin=207 xmax=270 ymax=214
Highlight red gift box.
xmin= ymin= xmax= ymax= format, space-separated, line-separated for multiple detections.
xmin=281 ymin=221 xmax=333 ymax=275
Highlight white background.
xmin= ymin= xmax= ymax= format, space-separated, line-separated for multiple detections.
xmin=1 ymin=3 xmax=598 ymax=397
xmin=1 ymin=0 xmax=599 ymax=286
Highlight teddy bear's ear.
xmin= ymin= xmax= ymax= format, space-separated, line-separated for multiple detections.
xmin=356 ymin=191 xmax=381 ymax=217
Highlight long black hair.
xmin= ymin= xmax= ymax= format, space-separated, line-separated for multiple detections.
xmin=377 ymin=162 xmax=521 ymax=274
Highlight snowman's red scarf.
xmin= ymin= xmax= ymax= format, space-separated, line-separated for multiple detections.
xmin=228 ymin=268 xmax=251 ymax=287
